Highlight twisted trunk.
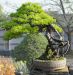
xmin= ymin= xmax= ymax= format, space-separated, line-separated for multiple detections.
xmin=67 ymin=33 xmax=71 ymax=51
xmin=38 ymin=26 xmax=55 ymax=59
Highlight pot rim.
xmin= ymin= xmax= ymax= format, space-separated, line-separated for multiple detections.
xmin=34 ymin=58 xmax=66 ymax=62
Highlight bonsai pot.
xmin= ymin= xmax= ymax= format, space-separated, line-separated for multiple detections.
xmin=32 ymin=58 xmax=66 ymax=71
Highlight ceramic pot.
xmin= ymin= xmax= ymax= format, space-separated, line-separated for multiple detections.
xmin=32 ymin=58 xmax=66 ymax=71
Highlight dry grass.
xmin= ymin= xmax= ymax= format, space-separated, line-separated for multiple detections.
xmin=0 ymin=56 xmax=15 ymax=75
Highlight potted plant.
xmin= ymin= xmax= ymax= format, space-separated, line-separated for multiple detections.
xmin=2 ymin=2 xmax=70 ymax=72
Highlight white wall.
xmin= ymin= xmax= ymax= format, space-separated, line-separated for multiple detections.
xmin=0 ymin=30 xmax=24 ymax=51
xmin=0 ymin=30 xmax=9 ymax=51
xmin=9 ymin=37 xmax=24 ymax=50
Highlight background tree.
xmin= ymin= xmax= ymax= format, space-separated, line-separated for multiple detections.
xmin=0 ymin=5 xmax=3 ymax=16
xmin=42 ymin=0 xmax=73 ymax=51
xmin=0 ymin=5 xmax=4 ymax=26
xmin=0 ymin=4 xmax=8 ymax=28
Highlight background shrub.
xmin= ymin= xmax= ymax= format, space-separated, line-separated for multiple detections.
xmin=11 ymin=33 xmax=48 ymax=67
xmin=14 ymin=61 xmax=29 ymax=75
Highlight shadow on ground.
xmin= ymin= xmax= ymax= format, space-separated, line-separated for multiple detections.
xmin=68 ymin=66 xmax=73 ymax=75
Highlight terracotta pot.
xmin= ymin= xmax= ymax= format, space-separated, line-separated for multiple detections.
xmin=32 ymin=58 xmax=66 ymax=71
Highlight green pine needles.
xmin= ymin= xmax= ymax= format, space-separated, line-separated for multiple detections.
xmin=2 ymin=2 xmax=62 ymax=40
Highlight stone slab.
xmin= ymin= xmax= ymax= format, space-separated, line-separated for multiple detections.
xmin=68 ymin=66 xmax=73 ymax=75
xmin=30 ymin=66 xmax=70 ymax=75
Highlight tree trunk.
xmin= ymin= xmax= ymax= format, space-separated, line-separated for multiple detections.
xmin=67 ymin=32 xmax=71 ymax=51
xmin=38 ymin=31 xmax=53 ymax=59
xmin=38 ymin=45 xmax=49 ymax=60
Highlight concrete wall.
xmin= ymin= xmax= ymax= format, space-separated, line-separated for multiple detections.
xmin=9 ymin=37 xmax=24 ymax=50
xmin=0 ymin=30 xmax=9 ymax=51
xmin=0 ymin=30 xmax=24 ymax=51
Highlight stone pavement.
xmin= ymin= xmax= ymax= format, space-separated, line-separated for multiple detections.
xmin=67 ymin=58 xmax=73 ymax=75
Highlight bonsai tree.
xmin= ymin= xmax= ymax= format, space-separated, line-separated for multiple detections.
xmin=2 ymin=2 xmax=69 ymax=60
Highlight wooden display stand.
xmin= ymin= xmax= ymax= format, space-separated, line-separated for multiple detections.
xmin=30 ymin=66 xmax=70 ymax=75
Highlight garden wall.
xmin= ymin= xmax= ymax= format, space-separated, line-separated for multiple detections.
xmin=0 ymin=29 xmax=24 ymax=51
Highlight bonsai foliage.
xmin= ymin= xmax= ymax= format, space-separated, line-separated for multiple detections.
xmin=2 ymin=2 xmax=62 ymax=40
xmin=2 ymin=2 xmax=63 ymax=59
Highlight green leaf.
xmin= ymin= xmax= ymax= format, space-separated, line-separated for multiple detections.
xmin=2 ymin=2 xmax=63 ymax=40
xmin=52 ymin=24 xmax=63 ymax=32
